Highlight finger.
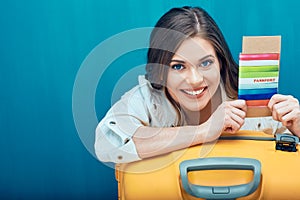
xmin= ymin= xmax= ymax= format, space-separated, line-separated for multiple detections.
xmin=222 ymin=103 xmax=246 ymax=132
xmin=230 ymin=111 xmax=245 ymax=127
xmin=271 ymin=97 xmax=299 ymax=122
xmin=223 ymin=114 xmax=242 ymax=133
xmin=231 ymin=106 xmax=247 ymax=119
xmin=269 ymin=94 xmax=294 ymax=121
xmin=281 ymin=108 xmax=300 ymax=127
xmin=271 ymin=101 xmax=288 ymax=122
xmin=229 ymin=99 xmax=247 ymax=112
xmin=224 ymin=127 xmax=235 ymax=134
xmin=281 ymin=111 xmax=295 ymax=127
xmin=268 ymin=94 xmax=293 ymax=110
xmin=275 ymin=104 xmax=295 ymax=121
xmin=223 ymin=122 xmax=240 ymax=134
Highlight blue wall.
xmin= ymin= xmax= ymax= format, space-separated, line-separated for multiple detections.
xmin=1 ymin=0 xmax=300 ymax=199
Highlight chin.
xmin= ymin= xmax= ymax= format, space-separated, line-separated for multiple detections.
xmin=181 ymin=102 xmax=209 ymax=112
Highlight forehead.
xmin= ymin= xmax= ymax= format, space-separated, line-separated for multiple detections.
xmin=173 ymin=37 xmax=216 ymax=61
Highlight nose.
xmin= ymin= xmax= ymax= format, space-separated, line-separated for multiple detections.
xmin=186 ymin=67 xmax=204 ymax=85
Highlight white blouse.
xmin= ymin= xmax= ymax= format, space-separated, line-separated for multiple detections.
xmin=94 ymin=75 xmax=287 ymax=163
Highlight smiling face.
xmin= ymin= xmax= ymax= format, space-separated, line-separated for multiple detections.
xmin=166 ymin=36 xmax=221 ymax=112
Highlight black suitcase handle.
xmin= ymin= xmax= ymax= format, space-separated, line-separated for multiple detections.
xmin=179 ymin=157 xmax=261 ymax=200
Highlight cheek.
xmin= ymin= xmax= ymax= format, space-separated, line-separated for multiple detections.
xmin=204 ymin=66 xmax=220 ymax=83
xmin=166 ymin=72 xmax=184 ymax=102
xmin=167 ymin=71 xmax=184 ymax=88
xmin=166 ymin=74 xmax=176 ymax=93
xmin=167 ymin=88 xmax=179 ymax=103
xmin=166 ymin=80 xmax=179 ymax=102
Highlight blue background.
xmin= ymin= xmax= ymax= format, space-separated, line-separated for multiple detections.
xmin=1 ymin=0 xmax=299 ymax=199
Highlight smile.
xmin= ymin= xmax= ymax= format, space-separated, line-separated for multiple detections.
xmin=181 ymin=87 xmax=207 ymax=96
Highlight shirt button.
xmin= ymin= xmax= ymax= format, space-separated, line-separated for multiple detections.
xmin=109 ymin=121 xmax=116 ymax=125
xmin=124 ymin=138 xmax=130 ymax=144
xmin=117 ymin=155 xmax=123 ymax=160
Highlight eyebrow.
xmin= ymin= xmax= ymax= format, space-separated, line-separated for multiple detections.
xmin=170 ymin=59 xmax=185 ymax=63
xmin=170 ymin=54 xmax=215 ymax=64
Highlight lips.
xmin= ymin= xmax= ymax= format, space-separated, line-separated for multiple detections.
xmin=181 ymin=86 xmax=207 ymax=97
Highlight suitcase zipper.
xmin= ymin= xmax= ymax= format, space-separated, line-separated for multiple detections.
xmin=219 ymin=133 xmax=299 ymax=152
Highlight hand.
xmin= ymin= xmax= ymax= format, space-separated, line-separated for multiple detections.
xmin=268 ymin=94 xmax=300 ymax=136
xmin=207 ymin=100 xmax=247 ymax=138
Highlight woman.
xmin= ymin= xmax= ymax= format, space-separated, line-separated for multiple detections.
xmin=95 ymin=6 xmax=300 ymax=163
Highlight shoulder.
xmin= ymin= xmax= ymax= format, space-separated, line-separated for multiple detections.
xmin=119 ymin=75 xmax=177 ymax=126
xmin=120 ymin=75 xmax=165 ymax=104
xmin=108 ymin=75 xmax=169 ymax=119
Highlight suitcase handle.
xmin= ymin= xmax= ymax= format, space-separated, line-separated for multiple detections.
xmin=179 ymin=157 xmax=261 ymax=200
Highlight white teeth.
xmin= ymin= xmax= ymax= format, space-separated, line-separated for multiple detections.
xmin=183 ymin=88 xmax=205 ymax=95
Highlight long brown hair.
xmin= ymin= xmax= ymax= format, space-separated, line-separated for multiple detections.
xmin=145 ymin=6 xmax=238 ymax=99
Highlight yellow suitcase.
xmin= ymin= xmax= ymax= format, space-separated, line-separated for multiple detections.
xmin=115 ymin=130 xmax=300 ymax=200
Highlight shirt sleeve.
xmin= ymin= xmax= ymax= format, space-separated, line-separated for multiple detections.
xmin=94 ymin=86 xmax=151 ymax=163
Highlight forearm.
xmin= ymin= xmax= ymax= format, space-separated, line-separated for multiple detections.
xmin=132 ymin=122 xmax=216 ymax=159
